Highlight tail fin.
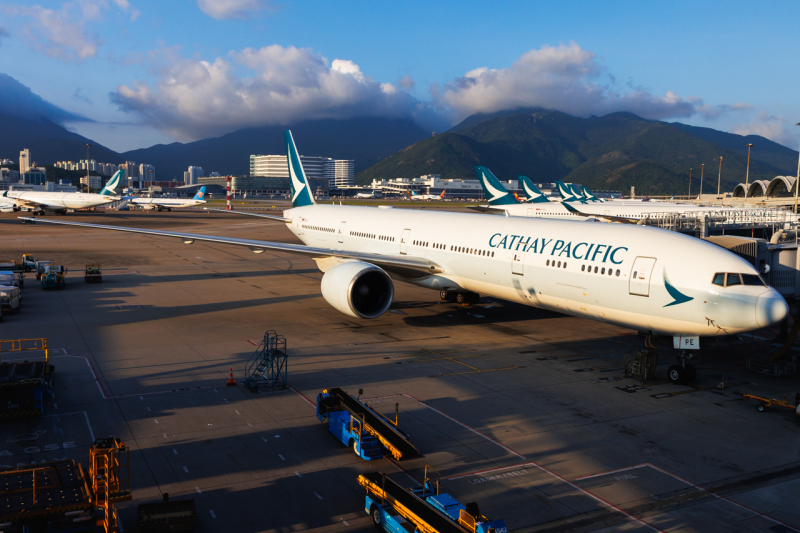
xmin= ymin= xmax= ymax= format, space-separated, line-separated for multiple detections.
xmin=411 ymin=190 xmax=418 ymax=196
xmin=285 ymin=130 xmax=316 ymax=208
xmin=100 ymin=169 xmax=125 ymax=196
xmin=581 ymin=186 xmax=603 ymax=202
xmin=438 ymin=190 xmax=445 ymax=198
xmin=192 ymin=186 xmax=206 ymax=201
xmin=555 ymin=180 xmax=581 ymax=202
xmin=517 ymin=176 xmax=550 ymax=204
xmin=474 ymin=166 xmax=517 ymax=205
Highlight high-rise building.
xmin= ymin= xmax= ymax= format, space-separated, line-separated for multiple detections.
xmin=22 ymin=167 xmax=46 ymax=185
xmin=19 ymin=149 xmax=31 ymax=174
xmin=333 ymin=160 xmax=355 ymax=188
xmin=80 ymin=175 xmax=102 ymax=190
xmin=139 ymin=164 xmax=155 ymax=184
xmin=186 ymin=166 xmax=203 ymax=185
xmin=250 ymin=155 xmax=336 ymax=181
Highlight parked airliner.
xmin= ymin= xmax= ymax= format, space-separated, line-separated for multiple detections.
xmin=3 ymin=170 xmax=124 ymax=215
xmin=411 ymin=190 xmax=445 ymax=200
xmin=356 ymin=190 xmax=380 ymax=199
xmin=20 ymin=132 xmax=788 ymax=383
xmin=131 ymin=187 xmax=207 ymax=211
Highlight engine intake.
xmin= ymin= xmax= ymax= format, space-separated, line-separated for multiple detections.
xmin=320 ymin=261 xmax=394 ymax=319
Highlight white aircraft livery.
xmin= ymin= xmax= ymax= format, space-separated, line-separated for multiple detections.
xmin=21 ymin=132 xmax=788 ymax=383
xmin=3 ymin=170 xmax=124 ymax=214
xmin=131 ymin=187 xmax=207 ymax=211
xmin=356 ymin=190 xmax=379 ymax=199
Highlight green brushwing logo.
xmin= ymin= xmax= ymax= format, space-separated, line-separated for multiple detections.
xmin=664 ymin=269 xmax=693 ymax=307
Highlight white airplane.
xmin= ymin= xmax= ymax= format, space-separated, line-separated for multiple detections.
xmin=476 ymin=168 xmax=796 ymax=225
xmin=411 ymin=190 xmax=446 ymax=200
xmin=20 ymin=132 xmax=789 ymax=384
xmin=356 ymin=190 xmax=380 ymax=199
xmin=3 ymin=170 xmax=124 ymax=215
xmin=131 ymin=187 xmax=207 ymax=211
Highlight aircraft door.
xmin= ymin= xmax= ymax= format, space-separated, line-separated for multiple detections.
xmin=527 ymin=208 xmax=534 ymax=217
xmin=512 ymin=250 xmax=524 ymax=275
xmin=338 ymin=222 xmax=346 ymax=243
xmin=400 ymin=229 xmax=411 ymax=254
xmin=629 ymin=256 xmax=657 ymax=296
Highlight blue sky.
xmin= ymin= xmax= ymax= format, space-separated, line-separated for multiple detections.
xmin=1 ymin=0 xmax=798 ymax=152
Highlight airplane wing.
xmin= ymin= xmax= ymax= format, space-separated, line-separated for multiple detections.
xmin=467 ymin=205 xmax=504 ymax=214
xmin=561 ymin=202 xmax=642 ymax=224
xmin=203 ymin=207 xmax=290 ymax=223
xmin=17 ymin=217 xmax=442 ymax=278
xmin=8 ymin=197 xmax=64 ymax=210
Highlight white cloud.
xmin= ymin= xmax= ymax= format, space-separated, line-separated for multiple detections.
xmin=432 ymin=42 xmax=704 ymax=123
xmin=3 ymin=0 xmax=133 ymax=61
xmin=196 ymin=0 xmax=269 ymax=20
xmin=111 ymin=45 xmax=421 ymax=140
xmin=733 ymin=112 xmax=799 ymax=148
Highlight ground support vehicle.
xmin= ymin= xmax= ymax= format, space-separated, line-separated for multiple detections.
xmin=0 ymin=356 xmax=52 ymax=417
xmin=85 ymin=263 xmax=102 ymax=283
xmin=137 ymin=493 xmax=197 ymax=532
xmin=41 ymin=265 xmax=67 ymax=289
xmin=0 ymin=270 xmax=23 ymax=288
xmin=316 ymin=388 xmax=420 ymax=461
xmin=35 ymin=260 xmax=52 ymax=280
xmin=358 ymin=471 xmax=507 ymax=533
xmin=743 ymin=392 xmax=800 ymax=419
xmin=0 ymin=285 xmax=21 ymax=315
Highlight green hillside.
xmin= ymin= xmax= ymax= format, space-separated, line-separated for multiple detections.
xmin=356 ymin=110 xmax=798 ymax=195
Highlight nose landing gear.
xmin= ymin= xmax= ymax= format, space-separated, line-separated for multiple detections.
xmin=667 ymin=350 xmax=698 ymax=384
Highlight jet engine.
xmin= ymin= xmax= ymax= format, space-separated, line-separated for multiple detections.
xmin=320 ymin=261 xmax=394 ymax=319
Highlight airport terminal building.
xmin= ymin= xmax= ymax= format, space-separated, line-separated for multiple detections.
xmin=250 ymin=154 xmax=354 ymax=189
xmin=369 ymin=174 xmax=522 ymax=199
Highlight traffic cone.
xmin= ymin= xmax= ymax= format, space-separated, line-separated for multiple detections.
xmin=226 ymin=368 xmax=236 ymax=386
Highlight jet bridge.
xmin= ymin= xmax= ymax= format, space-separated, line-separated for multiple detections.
xmin=317 ymin=387 xmax=420 ymax=460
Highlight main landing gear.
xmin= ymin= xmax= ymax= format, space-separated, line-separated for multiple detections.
xmin=667 ymin=350 xmax=698 ymax=385
xmin=439 ymin=289 xmax=479 ymax=305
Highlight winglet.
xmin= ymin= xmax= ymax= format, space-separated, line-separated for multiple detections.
xmin=100 ymin=169 xmax=125 ymax=196
xmin=285 ymin=130 xmax=316 ymax=208
xmin=474 ymin=166 xmax=517 ymax=205
xmin=517 ymin=175 xmax=550 ymax=204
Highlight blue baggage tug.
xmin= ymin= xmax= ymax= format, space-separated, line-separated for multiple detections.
xmin=316 ymin=388 xmax=420 ymax=461
xmin=358 ymin=470 xmax=508 ymax=533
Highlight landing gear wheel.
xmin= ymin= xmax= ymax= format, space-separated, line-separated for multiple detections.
xmin=667 ymin=364 xmax=686 ymax=384
xmin=757 ymin=403 xmax=766 ymax=412
xmin=167 ymin=208 xmax=172 ymax=212
xmin=370 ymin=505 xmax=382 ymax=528
xmin=440 ymin=289 xmax=449 ymax=301
xmin=456 ymin=292 xmax=467 ymax=304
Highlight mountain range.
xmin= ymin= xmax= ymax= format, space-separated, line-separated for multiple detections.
xmin=356 ymin=109 xmax=799 ymax=195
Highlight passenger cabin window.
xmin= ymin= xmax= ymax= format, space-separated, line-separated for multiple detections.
xmin=712 ymin=273 xmax=725 ymax=286
xmin=726 ymin=273 xmax=742 ymax=286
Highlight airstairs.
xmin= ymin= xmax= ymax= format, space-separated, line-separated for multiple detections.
xmin=243 ymin=330 xmax=288 ymax=391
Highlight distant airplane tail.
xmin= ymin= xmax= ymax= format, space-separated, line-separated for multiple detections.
xmin=438 ymin=190 xmax=445 ymax=199
xmin=193 ymin=186 xmax=206 ymax=201
xmin=474 ymin=166 xmax=517 ymax=205
xmin=555 ymin=180 xmax=582 ymax=203
xmin=517 ymin=176 xmax=550 ymax=204
xmin=285 ymin=130 xmax=316 ymax=208
xmin=411 ymin=190 xmax=418 ymax=196
xmin=100 ymin=170 xmax=124 ymax=196
xmin=581 ymin=186 xmax=603 ymax=202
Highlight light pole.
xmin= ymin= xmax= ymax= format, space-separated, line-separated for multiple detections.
xmin=699 ymin=163 xmax=705 ymax=201
xmin=688 ymin=168 xmax=692 ymax=199
xmin=716 ymin=156 xmax=723 ymax=196
xmin=85 ymin=143 xmax=91 ymax=192
xmin=794 ymin=123 xmax=800 ymax=214
xmin=744 ymin=143 xmax=753 ymax=201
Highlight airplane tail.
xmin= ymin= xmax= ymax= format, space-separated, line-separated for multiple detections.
xmin=474 ymin=166 xmax=517 ymax=205
xmin=285 ymin=130 xmax=316 ymax=208
xmin=517 ymin=176 xmax=550 ymax=204
xmin=99 ymin=170 xmax=125 ymax=196
xmin=411 ymin=190 xmax=418 ymax=196
xmin=192 ymin=186 xmax=206 ymax=201
xmin=438 ymin=190 xmax=445 ymax=198
xmin=555 ymin=180 xmax=581 ymax=203
xmin=581 ymin=186 xmax=603 ymax=202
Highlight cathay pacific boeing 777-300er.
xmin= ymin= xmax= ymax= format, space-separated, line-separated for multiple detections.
xmin=3 ymin=170 xmax=124 ymax=215
xmin=20 ymin=131 xmax=788 ymax=383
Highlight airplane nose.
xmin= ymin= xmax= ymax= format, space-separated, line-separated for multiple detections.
xmin=755 ymin=291 xmax=789 ymax=328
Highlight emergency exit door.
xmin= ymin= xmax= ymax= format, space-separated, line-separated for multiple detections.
xmin=629 ymin=256 xmax=657 ymax=296
xmin=400 ymin=229 xmax=411 ymax=254
xmin=338 ymin=221 xmax=346 ymax=243
xmin=512 ymin=251 xmax=524 ymax=275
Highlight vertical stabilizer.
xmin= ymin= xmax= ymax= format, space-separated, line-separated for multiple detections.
xmin=474 ymin=166 xmax=517 ymax=205
xmin=581 ymin=186 xmax=603 ymax=202
xmin=285 ymin=130 xmax=316 ymax=208
xmin=193 ymin=186 xmax=207 ymax=201
xmin=100 ymin=170 xmax=124 ymax=196
xmin=517 ymin=176 xmax=550 ymax=204
xmin=555 ymin=180 xmax=582 ymax=203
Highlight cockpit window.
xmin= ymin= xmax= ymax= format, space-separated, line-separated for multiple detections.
xmin=712 ymin=273 xmax=725 ymax=286
xmin=726 ymin=273 xmax=742 ymax=286
xmin=741 ymin=274 xmax=766 ymax=286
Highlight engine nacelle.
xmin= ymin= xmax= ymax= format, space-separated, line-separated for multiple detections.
xmin=320 ymin=261 xmax=394 ymax=319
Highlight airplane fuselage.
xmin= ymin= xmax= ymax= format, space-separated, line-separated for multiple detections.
xmin=285 ymin=204 xmax=786 ymax=337
xmin=131 ymin=198 xmax=206 ymax=209
xmin=6 ymin=191 xmax=116 ymax=210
